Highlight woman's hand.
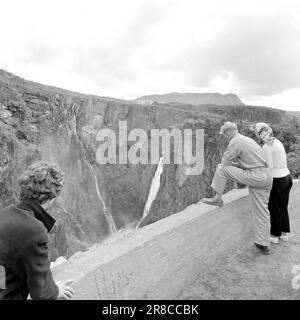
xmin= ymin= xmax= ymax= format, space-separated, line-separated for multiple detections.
xmin=56 ymin=279 xmax=75 ymax=300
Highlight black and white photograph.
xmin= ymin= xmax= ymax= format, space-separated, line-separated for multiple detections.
xmin=0 ymin=0 xmax=300 ymax=307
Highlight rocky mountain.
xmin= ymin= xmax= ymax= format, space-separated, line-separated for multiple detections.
xmin=0 ymin=70 xmax=297 ymax=260
xmin=135 ymin=92 xmax=244 ymax=106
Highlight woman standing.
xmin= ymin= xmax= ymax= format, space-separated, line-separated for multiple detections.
xmin=253 ymin=123 xmax=293 ymax=244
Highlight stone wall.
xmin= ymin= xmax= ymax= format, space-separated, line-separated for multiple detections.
xmin=53 ymin=180 xmax=300 ymax=299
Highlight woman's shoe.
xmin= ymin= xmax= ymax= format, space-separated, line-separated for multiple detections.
xmin=270 ymin=236 xmax=279 ymax=244
xmin=279 ymin=234 xmax=289 ymax=242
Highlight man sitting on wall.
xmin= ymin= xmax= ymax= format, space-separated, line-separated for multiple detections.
xmin=0 ymin=161 xmax=74 ymax=299
xmin=201 ymin=122 xmax=273 ymax=255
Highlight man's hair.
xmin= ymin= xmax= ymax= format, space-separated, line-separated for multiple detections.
xmin=219 ymin=122 xmax=238 ymax=135
xmin=18 ymin=161 xmax=64 ymax=203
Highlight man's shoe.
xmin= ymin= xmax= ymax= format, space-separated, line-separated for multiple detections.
xmin=201 ymin=198 xmax=224 ymax=207
xmin=254 ymin=243 xmax=270 ymax=255
xmin=270 ymin=236 xmax=279 ymax=244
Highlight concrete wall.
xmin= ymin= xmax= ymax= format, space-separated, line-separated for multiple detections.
xmin=53 ymin=180 xmax=300 ymax=300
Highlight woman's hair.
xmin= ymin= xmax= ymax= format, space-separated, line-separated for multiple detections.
xmin=17 ymin=161 xmax=64 ymax=203
xmin=251 ymin=122 xmax=274 ymax=143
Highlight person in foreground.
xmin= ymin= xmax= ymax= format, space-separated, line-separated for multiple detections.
xmin=253 ymin=123 xmax=293 ymax=244
xmin=201 ymin=122 xmax=273 ymax=255
xmin=0 ymin=161 xmax=74 ymax=300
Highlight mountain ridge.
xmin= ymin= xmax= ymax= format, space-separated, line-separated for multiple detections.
xmin=135 ymin=92 xmax=244 ymax=106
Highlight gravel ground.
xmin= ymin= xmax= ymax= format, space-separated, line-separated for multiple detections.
xmin=178 ymin=211 xmax=300 ymax=300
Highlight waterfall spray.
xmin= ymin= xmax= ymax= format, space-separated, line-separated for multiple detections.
xmin=88 ymin=164 xmax=117 ymax=234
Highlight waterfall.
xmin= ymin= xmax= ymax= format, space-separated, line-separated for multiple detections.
xmin=137 ymin=157 xmax=164 ymax=228
xmin=72 ymin=114 xmax=78 ymax=138
xmin=88 ymin=164 xmax=117 ymax=234
xmin=68 ymin=103 xmax=79 ymax=139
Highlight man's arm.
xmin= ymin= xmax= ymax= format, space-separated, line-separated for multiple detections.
xmin=21 ymin=233 xmax=59 ymax=300
xmin=221 ymin=138 xmax=241 ymax=167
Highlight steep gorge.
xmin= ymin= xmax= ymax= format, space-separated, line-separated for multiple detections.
xmin=0 ymin=70 xmax=296 ymax=260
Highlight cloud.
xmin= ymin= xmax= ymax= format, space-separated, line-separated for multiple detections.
xmin=245 ymin=87 xmax=300 ymax=110
xmin=67 ymin=0 xmax=174 ymax=86
xmin=0 ymin=0 xmax=300 ymax=110
xmin=0 ymin=0 xmax=173 ymax=89
xmin=149 ymin=0 xmax=300 ymax=97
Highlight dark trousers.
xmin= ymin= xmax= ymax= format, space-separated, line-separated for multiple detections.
xmin=269 ymin=174 xmax=293 ymax=236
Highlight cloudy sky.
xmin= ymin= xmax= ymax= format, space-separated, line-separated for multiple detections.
xmin=1 ymin=0 xmax=300 ymax=111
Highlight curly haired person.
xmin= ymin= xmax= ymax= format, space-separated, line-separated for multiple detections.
xmin=0 ymin=161 xmax=74 ymax=300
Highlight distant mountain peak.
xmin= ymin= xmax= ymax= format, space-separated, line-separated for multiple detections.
xmin=134 ymin=92 xmax=244 ymax=106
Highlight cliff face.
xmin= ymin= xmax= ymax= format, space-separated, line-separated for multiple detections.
xmin=135 ymin=92 xmax=244 ymax=106
xmin=0 ymin=70 xmax=290 ymax=259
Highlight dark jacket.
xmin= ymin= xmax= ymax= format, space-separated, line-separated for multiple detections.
xmin=0 ymin=199 xmax=59 ymax=300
